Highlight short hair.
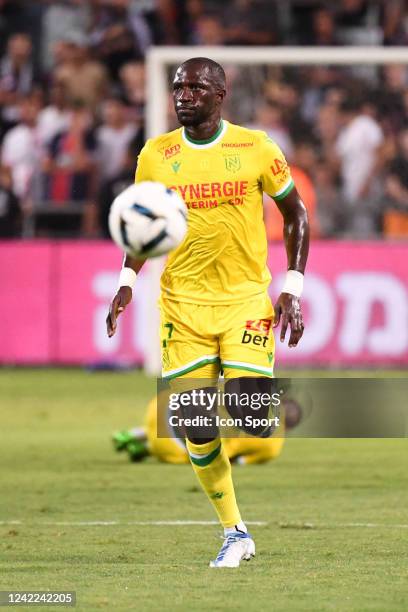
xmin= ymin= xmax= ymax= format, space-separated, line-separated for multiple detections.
xmin=179 ymin=57 xmax=226 ymax=90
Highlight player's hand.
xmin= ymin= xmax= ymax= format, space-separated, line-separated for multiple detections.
xmin=273 ymin=292 xmax=304 ymax=348
xmin=106 ymin=286 xmax=132 ymax=338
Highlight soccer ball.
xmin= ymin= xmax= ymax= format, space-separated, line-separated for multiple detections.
xmin=108 ymin=181 xmax=187 ymax=258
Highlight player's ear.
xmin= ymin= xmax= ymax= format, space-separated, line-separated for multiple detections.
xmin=217 ymin=88 xmax=226 ymax=103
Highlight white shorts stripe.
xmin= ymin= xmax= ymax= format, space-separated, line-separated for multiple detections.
xmin=162 ymin=355 xmax=219 ymax=379
xmin=222 ymin=360 xmax=274 ymax=376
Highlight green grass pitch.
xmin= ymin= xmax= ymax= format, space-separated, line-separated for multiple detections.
xmin=1 ymin=368 xmax=407 ymax=611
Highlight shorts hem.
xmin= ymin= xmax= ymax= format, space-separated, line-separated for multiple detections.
xmin=162 ymin=356 xmax=220 ymax=379
xmin=221 ymin=361 xmax=274 ymax=377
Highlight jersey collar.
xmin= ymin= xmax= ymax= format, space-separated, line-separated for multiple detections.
xmin=182 ymin=120 xmax=227 ymax=149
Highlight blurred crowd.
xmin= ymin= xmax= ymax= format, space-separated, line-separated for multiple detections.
xmin=0 ymin=0 xmax=407 ymax=239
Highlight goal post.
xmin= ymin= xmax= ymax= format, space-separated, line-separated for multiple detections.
xmin=146 ymin=45 xmax=408 ymax=138
xmin=142 ymin=45 xmax=408 ymax=375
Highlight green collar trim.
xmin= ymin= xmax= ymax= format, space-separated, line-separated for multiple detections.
xmin=183 ymin=120 xmax=224 ymax=145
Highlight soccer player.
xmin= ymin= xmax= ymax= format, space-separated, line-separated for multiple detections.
xmin=106 ymin=57 xmax=309 ymax=567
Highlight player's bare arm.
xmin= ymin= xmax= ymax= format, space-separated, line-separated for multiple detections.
xmin=106 ymin=255 xmax=146 ymax=338
xmin=272 ymin=187 xmax=310 ymax=347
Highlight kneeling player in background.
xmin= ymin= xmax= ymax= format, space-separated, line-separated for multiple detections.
xmin=112 ymin=394 xmax=302 ymax=465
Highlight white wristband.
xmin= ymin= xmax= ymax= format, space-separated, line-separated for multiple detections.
xmin=118 ymin=267 xmax=137 ymax=290
xmin=281 ymin=270 xmax=304 ymax=298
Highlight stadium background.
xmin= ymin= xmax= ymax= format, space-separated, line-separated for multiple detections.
xmin=1 ymin=3 xmax=408 ymax=609
xmin=1 ymin=0 xmax=407 ymax=370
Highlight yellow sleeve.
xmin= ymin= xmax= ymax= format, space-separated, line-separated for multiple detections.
xmin=134 ymin=139 xmax=153 ymax=183
xmin=258 ymin=133 xmax=295 ymax=201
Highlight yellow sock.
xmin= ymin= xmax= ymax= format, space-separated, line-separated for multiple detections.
xmin=186 ymin=438 xmax=242 ymax=528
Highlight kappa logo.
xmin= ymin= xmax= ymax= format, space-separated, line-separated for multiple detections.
xmin=159 ymin=144 xmax=181 ymax=160
xmin=224 ymin=155 xmax=241 ymax=173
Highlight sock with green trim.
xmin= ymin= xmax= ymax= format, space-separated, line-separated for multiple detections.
xmin=186 ymin=438 xmax=242 ymax=528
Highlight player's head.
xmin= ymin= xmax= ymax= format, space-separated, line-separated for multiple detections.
xmin=173 ymin=57 xmax=226 ymax=127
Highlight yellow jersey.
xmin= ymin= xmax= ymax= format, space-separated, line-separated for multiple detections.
xmin=135 ymin=120 xmax=294 ymax=305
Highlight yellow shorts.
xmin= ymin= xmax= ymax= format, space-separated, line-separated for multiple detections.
xmin=159 ymin=293 xmax=275 ymax=380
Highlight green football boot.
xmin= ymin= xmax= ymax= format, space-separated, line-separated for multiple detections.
xmin=126 ymin=439 xmax=150 ymax=462
xmin=112 ymin=428 xmax=149 ymax=462
xmin=112 ymin=430 xmax=135 ymax=452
